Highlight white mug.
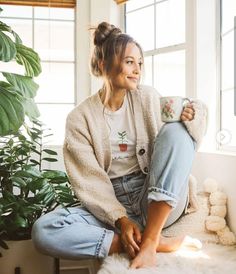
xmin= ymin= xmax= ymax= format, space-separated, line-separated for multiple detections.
xmin=160 ymin=96 xmax=191 ymax=122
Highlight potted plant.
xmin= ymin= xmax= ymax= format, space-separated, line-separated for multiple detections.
xmin=118 ymin=131 xmax=128 ymax=151
xmin=0 ymin=120 xmax=78 ymax=274
xmin=0 ymin=7 xmax=78 ymax=273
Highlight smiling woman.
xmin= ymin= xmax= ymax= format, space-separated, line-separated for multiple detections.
xmin=32 ymin=21 xmax=208 ymax=270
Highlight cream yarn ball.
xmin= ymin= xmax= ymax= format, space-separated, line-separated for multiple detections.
xmin=204 ymin=178 xmax=236 ymax=245
xmin=203 ymin=178 xmax=218 ymax=193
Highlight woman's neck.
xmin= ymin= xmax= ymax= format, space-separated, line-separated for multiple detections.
xmin=100 ymin=88 xmax=127 ymax=112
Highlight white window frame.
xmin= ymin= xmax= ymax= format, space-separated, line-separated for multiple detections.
xmin=217 ymin=0 xmax=236 ymax=153
xmin=0 ymin=5 xmax=77 ymax=148
xmin=125 ymin=0 xmax=196 ymax=99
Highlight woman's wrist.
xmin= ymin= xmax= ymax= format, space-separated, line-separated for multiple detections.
xmin=115 ymin=216 xmax=129 ymax=229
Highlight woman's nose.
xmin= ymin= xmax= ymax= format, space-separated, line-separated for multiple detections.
xmin=133 ymin=63 xmax=141 ymax=74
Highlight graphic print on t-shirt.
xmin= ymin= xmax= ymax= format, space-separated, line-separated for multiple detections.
xmin=118 ymin=131 xmax=128 ymax=152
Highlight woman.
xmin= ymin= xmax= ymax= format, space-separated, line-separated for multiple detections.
xmin=32 ymin=22 xmax=207 ymax=269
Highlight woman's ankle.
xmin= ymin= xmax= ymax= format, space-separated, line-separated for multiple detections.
xmin=108 ymin=233 xmax=123 ymax=255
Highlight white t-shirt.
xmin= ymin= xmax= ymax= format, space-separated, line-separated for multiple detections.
xmin=104 ymin=92 xmax=140 ymax=179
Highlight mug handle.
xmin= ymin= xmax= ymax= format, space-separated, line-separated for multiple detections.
xmin=183 ymin=97 xmax=192 ymax=107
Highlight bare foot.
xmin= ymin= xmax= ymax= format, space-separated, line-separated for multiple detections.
xmin=156 ymin=235 xmax=185 ymax=252
xmin=129 ymin=239 xmax=157 ymax=269
xmin=157 ymin=235 xmax=202 ymax=252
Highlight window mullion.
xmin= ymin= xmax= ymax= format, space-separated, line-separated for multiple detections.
xmin=144 ymin=43 xmax=186 ymax=57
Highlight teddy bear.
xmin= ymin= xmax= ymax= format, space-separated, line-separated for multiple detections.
xmin=203 ymin=178 xmax=236 ymax=245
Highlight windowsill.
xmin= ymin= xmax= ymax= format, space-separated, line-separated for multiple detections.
xmin=197 ymin=147 xmax=236 ymax=157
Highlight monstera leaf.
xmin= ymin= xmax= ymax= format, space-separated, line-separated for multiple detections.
xmin=0 ymin=17 xmax=42 ymax=136
xmin=3 ymin=72 xmax=39 ymax=98
xmin=0 ymin=20 xmax=22 ymax=62
xmin=15 ymin=44 xmax=41 ymax=77
xmin=0 ymin=84 xmax=24 ymax=135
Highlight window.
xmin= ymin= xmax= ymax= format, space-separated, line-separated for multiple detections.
xmin=125 ymin=0 xmax=187 ymax=97
xmin=0 ymin=5 xmax=75 ymax=145
xmin=219 ymin=0 xmax=236 ymax=149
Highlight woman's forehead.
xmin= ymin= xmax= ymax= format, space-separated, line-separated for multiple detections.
xmin=124 ymin=43 xmax=142 ymax=59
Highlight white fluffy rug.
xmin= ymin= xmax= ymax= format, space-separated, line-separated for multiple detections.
xmin=98 ymin=191 xmax=236 ymax=274
xmin=98 ymin=243 xmax=236 ymax=274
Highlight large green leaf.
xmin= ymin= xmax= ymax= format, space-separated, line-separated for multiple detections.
xmin=15 ymin=44 xmax=42 ymax=77
xmin=14 ymin=215 xmax=28 ymax=228
xmin=11 ymin=176 xmax=27 ymax=188
xmin=43 ymin=170 xmax=66 ymax=179
xmin=15 ymin=166 xmax=42 ymax=178
xmin=2 ymin=72 xmax=39 ymax=98
xmin=0 ymin=21 xmax=22 ymax=44
xmin=0 ymin=30 xmax=16 ymax=62
xmin=0 ymin=86 xmax=24 ymax=136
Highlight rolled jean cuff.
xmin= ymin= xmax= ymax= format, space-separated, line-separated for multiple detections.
xmin=95 ymin=228 xmax=114 ymax=258
xmin=147 ymin=187 xmax=178 ymax=208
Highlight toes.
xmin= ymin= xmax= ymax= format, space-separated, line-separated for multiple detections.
xmin=129 ymin=259 xmax=139 ymax=269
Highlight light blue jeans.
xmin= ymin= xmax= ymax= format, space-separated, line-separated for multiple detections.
xmin=32 ymin=122 xmax=196 ymax=259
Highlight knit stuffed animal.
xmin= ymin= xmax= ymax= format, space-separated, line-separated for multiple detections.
xmin=203 ymin=178 xmax=236 ymax=245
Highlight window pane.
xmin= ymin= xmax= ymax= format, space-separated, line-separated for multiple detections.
xmin=154 ymin=50 xmax=185 ymax=96
xmin=126 ymin=6 xmax=154 ymax=51
xmin=156 ymin=0 xmax=185 ymax=48
xmin=221 ymin=90 xmax=236 ymax=146
xmin=0 ymin=5 xmax=32 ymax=18
xmin=126 ymin=0 xmax=154 ymax=12
xmin=35 ymin=62 xmax=74 ymax=104
xmin=221 ymin=31 xmax=234 ymax=91
xmin=142 ymin=56 xmax=152 ymax=86
xmin=221 ymin=0 xmax=236 ymax=34
xmin=34 ymin=20 xmax=74 ymax=61
xmin=37 ymin=104 xmax=74 ymax=145
xmin=1 ymin=19 xmax=32 ymax=48
xmin=0 ymin=61 xmax=25 ymax=76
xmin=34 ymin=7 xmax=74 ymax=20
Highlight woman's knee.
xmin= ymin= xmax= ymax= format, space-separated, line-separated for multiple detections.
xmin=156 ymin=122 xmax=195 ymax=150
xmin=32 ymin=208 xmax=72 ymax=252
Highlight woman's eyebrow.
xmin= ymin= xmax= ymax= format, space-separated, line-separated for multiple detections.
xmin=124 ymin=56 xmax=142 ymax=60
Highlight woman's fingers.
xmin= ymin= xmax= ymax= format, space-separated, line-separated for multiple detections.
xmin=125 ymin=244 xmax=136 ymax=259
xmin=181 ymin=105 xmax=195 ymax=121
xmin=121 ymin=228 xmax=141 ymax=255
xmin=133 ymin=225 xmax=142 ymax=244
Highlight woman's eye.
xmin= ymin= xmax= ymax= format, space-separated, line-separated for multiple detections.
xmin=139 ymin=62 xmax=143 ymax=68
xmin=126 ymin=60 xmax=133 ymax=65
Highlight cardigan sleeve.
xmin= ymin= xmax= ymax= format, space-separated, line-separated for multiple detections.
xmin=63 ymin=112 xmax=127 ymax=227
xmin=182 ymin=99 xmax=208 ymax=150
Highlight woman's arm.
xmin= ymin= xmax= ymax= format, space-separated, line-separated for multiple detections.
xmin=181 ymin=99 xmax=208 ymax=150
xmin=63 ymin=112 xmax=127 ymax=227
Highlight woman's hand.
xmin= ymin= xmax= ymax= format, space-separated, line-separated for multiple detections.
xmin=116 ymin=216 xmax=142 ymax=258
xmin=181 ymin=103 xmax=195 ymax=121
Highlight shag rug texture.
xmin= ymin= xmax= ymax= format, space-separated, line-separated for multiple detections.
xmin=98 ymin=244 xmax=236 ymax=274
xmin=98 ymin=193 xmax=236 ymax=274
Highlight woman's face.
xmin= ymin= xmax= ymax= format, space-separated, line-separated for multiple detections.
xmin=109 ymin=42 xmax=143 ymax=91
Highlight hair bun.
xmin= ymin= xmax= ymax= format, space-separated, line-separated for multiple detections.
xmin=93 ymin=22 xmax=121 ymax=47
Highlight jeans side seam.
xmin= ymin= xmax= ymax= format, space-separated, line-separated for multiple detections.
xmin=95 ymin=229 xmax=106 ymax=258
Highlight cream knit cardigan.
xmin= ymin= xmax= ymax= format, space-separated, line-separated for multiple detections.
xmin=63 ymin=85 xmax=208 ymax=227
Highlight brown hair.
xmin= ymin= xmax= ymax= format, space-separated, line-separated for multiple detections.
xmin=90 ymin=22 xmax=143 ymax=105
